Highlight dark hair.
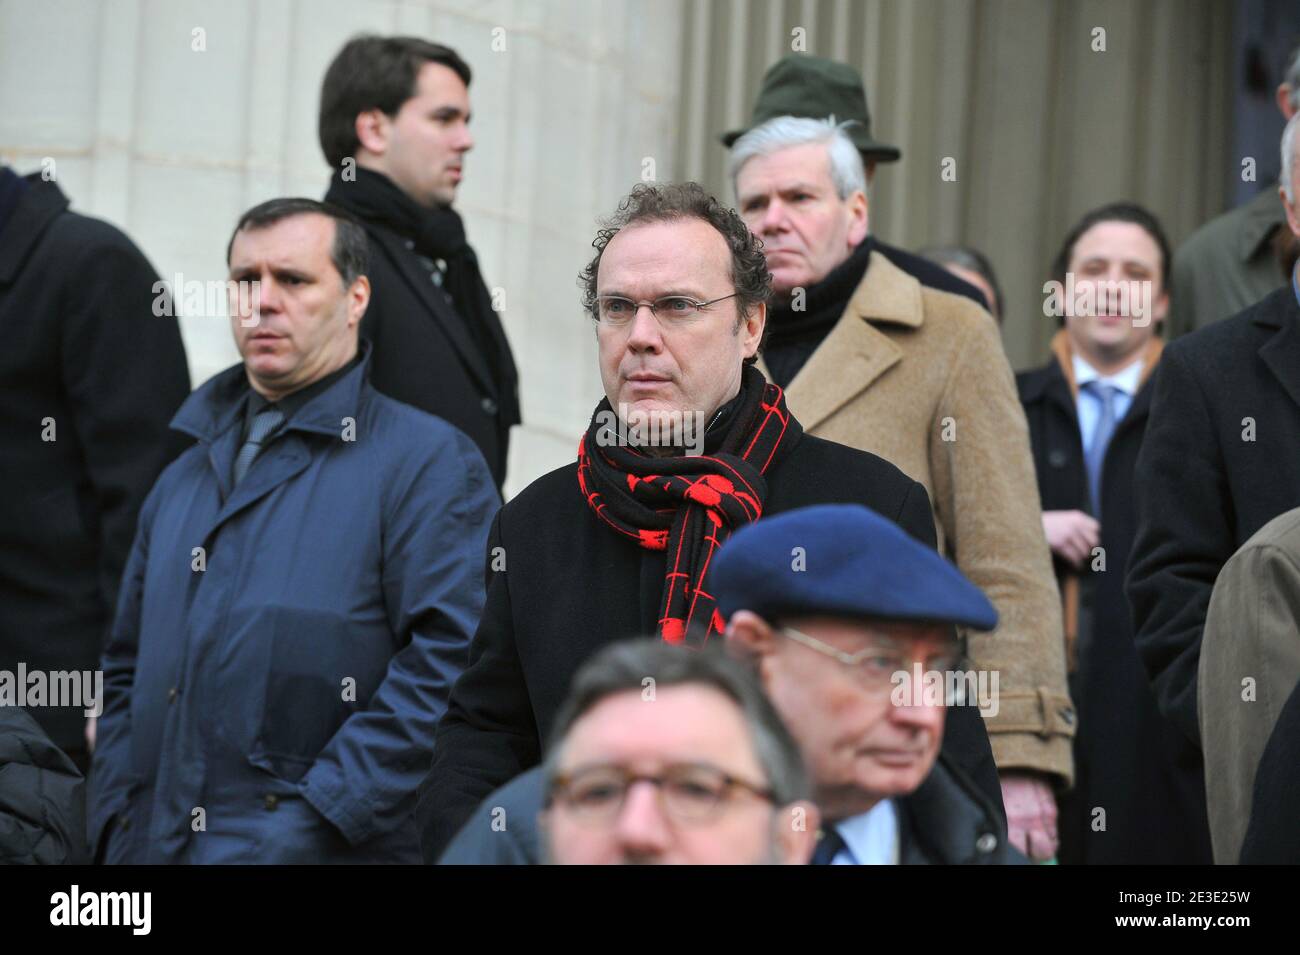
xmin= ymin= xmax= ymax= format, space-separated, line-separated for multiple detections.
xmin=1049 ymin=201 xmax=1172 ymax=293
xmin=319 ymin=35 xmax=472 ymax=169
xmin=579 ymin=182 xmax=774 ymax=363
xmin=918 ymin=245 xmax=1004 ymax=322
xmin=226 ymin=197 xmax=369 ymax=287
xmin=542 ymin=638 xmax=810 ymax=808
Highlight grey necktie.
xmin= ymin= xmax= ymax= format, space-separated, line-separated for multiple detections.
xmin=1082 ymin=381 xmax=1120 ymax=518
xmin=233 ymin=406 xmax=285 ymax=485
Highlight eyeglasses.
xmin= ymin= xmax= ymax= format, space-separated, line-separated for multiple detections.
xmin=781 ymin=626 xmax=965 ymax=695
xmin=594 ymin=293 xmax=739 ymax=328
xmin=548 ymin=761 xmax=774 ymax=826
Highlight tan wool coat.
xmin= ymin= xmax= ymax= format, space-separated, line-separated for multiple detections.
xmin=764 ymin=251 xmax=1076 ymax=785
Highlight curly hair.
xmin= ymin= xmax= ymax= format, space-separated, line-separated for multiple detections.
xmin=578 ymin=182 xmax=773 ymax=361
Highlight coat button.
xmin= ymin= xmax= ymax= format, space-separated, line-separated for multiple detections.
xmin=263 ymin=793 xmax=279 ymax=811
xmin=119 ymin=816 xmax=131 ymax=831
xmin=481 ymin=397 xmax=498 ymax=415
xmin=404 ymin=239 xmax=414 ymax=250
xmin=975 ymin=832 xmax=997 ymax=854
xmin=167 ymin=687 xmax=178 ymax=703
xmin=1048 ymin=449 xmax=1069 ymax=468
xmin=1060 ymin=707 xmax=1076 ymax=725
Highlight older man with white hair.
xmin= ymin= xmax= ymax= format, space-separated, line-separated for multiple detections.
xmin=728 ymin=116 xmax=1073 ymax=862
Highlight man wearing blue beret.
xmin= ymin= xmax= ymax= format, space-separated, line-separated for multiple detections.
xmin=714 ymin=503 xmax=1017 ymax=864
xmin=437 ymin=503 xmax=1017 ymax=864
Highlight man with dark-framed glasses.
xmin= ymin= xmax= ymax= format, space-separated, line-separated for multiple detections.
xmin=416 ymin=180 xmax=1006 ymax=862
xmin=539 ymin=639 xmax=817 ymax=865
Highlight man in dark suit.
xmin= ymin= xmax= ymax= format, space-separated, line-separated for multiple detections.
xmin=1018 ymin=202 xmax=1210 ymax=864
xmin=318 ymin=35 xmax=519 ymax=490
xmin=1128 ymin=111 xmax=1300 ymax=756
xmin=416 ymin=181 xmax=1004 ymax=862
xmin=0 ymin=166 xmax=190 ymax=771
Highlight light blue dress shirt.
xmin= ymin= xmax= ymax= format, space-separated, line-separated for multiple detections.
xmin=828 ymin=799 xmax=899 ymax=865
xmin=1072 ymin=353 xmax=1143 ymax=457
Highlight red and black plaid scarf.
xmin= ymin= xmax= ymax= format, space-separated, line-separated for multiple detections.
xmin=577 ymin=365 xmax=801 ymax=647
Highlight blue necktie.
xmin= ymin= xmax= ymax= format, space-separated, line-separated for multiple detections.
xmin=1082 ymin=381 xmax=1119 ymax=518
xmin=811 ymin=827 xmax=848 ymax=866
xmin=233 ymin=406 xmax=285 ymax=485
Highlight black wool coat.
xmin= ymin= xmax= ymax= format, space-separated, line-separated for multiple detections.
xmin=0 ymin=175 xmax=190 ymax=759
xmin=324 ymin=187 xmax=519 ymax=490
xmin=1127 ymin=285 xmax=1300 ymax=748
xmin=1239 ymin=679 xmax=1300 ymax=864
xmin=1017 ymin=339 xmax=1210 ymax=864
xmin=416 ymin=427 xmax=1004 ymax=861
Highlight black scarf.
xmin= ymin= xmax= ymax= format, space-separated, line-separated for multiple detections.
xmin=324 ymin=167 xmax=507 ymax=393
xmin=577 ymin=365 xmax=802 ymax=648
xmin=763 ymin=237 xmax=875 ymax=388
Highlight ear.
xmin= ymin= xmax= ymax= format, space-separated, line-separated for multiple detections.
xmin=346 ymin=275 xmax=371 ymax=329
xmin=1282 ymin=183 xmax=1300 ymax=240
xmin=1151 ymin=287 xmax=1169 ymax=328
xmin=846 ymin=189 xmax=869 ymax=246
xmin=774 ymin=801 xmax=821 ymax=864
xmin=1278 ymin=83 xmax=1297 ymax=121
xmin=354 ymin=109 xmax=391 ymax=158
xmin=740 ymin=301 xmax=766 ymax=359
xmin=725 ymin=610 xmax=780 ymax=663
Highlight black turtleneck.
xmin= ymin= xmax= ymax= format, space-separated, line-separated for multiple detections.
xmin=763 ymin=238 xmax=875 ymax=388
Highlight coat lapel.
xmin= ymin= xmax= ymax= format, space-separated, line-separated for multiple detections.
xmin=1257 ymin=295 xmax=1300 ymax=414
xmin=202 ymin=433 xmax=313 ymax=541
xmin=371 ymin=227 xmax=497 ymax=398
xmin=781 ymin=251 xmax=921 ymax=432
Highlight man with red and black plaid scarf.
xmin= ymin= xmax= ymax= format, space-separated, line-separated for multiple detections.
xmin=416 ymin=181 xmax=1005 ymax=861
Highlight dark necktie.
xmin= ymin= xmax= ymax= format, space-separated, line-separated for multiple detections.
xmin=1082 ymin=381 xmax=1120 ymax=518
xmin=233 ymin=406 xmax=285 ymax=485
xmin=811 ymin=827 xmax=848 ymax=866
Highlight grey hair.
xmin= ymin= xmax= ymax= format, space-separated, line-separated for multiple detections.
xmin=1282 ymin=112 xmax=1300 ymax=202
xmin=1285 ymin=41 xmax=1300 ymax=113
xmin=541 ymin=638 xmax=810 ymax=808
xmin=728 ymin=116 xmax=867 ymax=201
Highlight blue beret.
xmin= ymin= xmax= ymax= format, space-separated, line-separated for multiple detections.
xmin=709 ymin=504 xmax=997 ymax=631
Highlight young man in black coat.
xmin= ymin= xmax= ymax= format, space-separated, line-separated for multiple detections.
xmin=1017 ymin=203 xmax=1210 ymax=863
xmin=0 ymin=166 xmax=190 ymax=770
xmin=318 ymin=36 xmax=520 ymax=490
xmin=416 ymin=181 xmax=1005 ymax=861
xmin=1128 ymin=114 xmax=1300 ymax=757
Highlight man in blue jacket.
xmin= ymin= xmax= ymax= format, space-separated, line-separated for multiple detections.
xmin=88 ymin=198 xmax=499 ymax=863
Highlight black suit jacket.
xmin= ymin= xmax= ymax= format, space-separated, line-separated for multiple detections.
xmin=1128 ymin=284 xmax=1300 ymax=748
xmin=0 ymin=176 xmax=190 ymax=757
xmin=416 ymin=428 xmax=1004 ymax=860
xmin=1018 ymin=350 xmax=1211 ymax=864
xmin=328 ymin=209 xmax=520 ymax=489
